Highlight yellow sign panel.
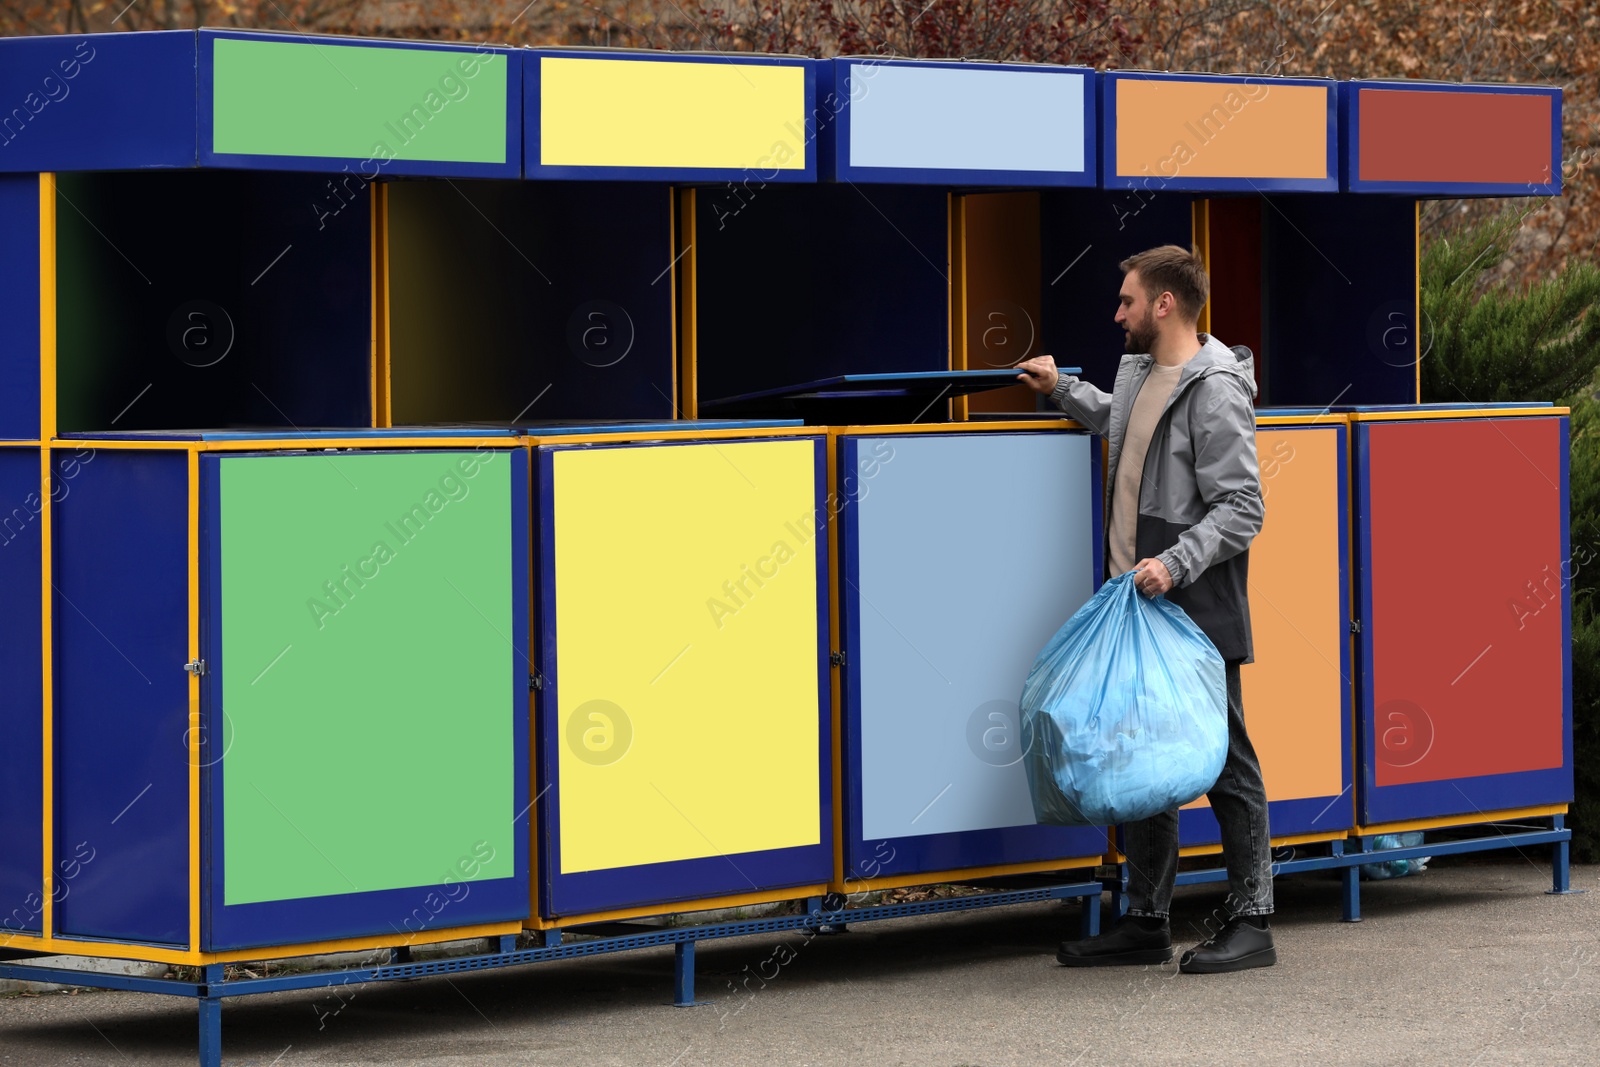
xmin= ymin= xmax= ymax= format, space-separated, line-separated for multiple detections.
xmin=540 ymin=57 xmax=807 ymax=171
xmin=1115 ymin=79 xmax=1329 ymax=180
xmin=552 ymin=440 xmax=823 ymax=873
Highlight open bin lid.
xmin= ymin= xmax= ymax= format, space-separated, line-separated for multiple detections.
xmin=700 ymin=369 xmax=1078 ymax=423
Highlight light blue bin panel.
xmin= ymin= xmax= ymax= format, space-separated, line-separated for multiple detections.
xmin=840 ymin=431 xmax=1106 ymax=879
xmin=824 ymin=58 xmax=1096 ymax=186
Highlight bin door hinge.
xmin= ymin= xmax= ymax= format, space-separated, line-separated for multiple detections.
xmin=183 ymin=658 xmax=207 ymax=678
xmin=829 ymin=651 xmax=846 ymax=668
xmin=529 ymin=672 xmax=544 ymax=691
xmin=1349 ymin=619 xmax=1362 ymax=634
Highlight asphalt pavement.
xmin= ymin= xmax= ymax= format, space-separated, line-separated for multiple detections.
xmin=2 ymin=859 xmax=1596 ymax=1066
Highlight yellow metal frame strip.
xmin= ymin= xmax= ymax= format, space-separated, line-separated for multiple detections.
xmin=525 ymin=449 xmax=542 ymax=926
xmin=38 ymin=175 xmax=56 ymax=943
xmin=63 ymin=436 xmax=521 ymax=452
xmin=65 ymin=430 xmax=826 ymax=453
xmin=1254 ymin=414 xmax=1351 ymax=427
xmin=34 ymin=439 xmax=200 ymax=451
xmin=1355 ymin=804 xmax=1567 ymax=837
xmin=538 ymin=424 xmax=1083 ymax=446
xmin=187 ymin=446 xmax=201 ymax=950
xmin=2 ymin=920 xmax=526 ymax=967
xmin=1345 ymin=422 xmax=1358 ymax=805
xmin=667 ymin=184 xmax=679 ymax=415
xmin=827 ymin=419 xmax=1084 ymax=436
xmin=1414 ymin=202 xmax=1421 ymax=404
xmin=836 ymin=857 xmax=1105 ymax=896
xmin=68 ymin=426 xmax=1089 ymax=454
xmin=525 ymin=426 xmax=820 ymax=448
xmin=826 ymin=431 xmax=845 ymax=888
xmin=1346 ymin=407 xmax=1566 ymax=422
xmin=678 ymin=188 xmax=698 ymax=420
xmin=1108 ymin=828 xmax=1350 ymax=864
xmin=371 ymin=181 xmax=392 ymax=429
xmin=39 ymin=174 xmax=56 ymax=442
xmin=526 ymin=886 xmax=828 ymax=931
xmin=1176 ymin=830 xmax=1349 ymax=860
xmin=37 ymin=448 xmax=53 ymax=944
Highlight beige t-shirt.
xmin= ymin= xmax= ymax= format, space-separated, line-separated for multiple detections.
xmin=1108 ymin=361 xmax=1184 ymax=576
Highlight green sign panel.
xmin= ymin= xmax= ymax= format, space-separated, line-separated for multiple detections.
xmin=218 ymin=450 xmax=515 ymax=906
xmin=211 ymin=37 xmax=509 ymax=164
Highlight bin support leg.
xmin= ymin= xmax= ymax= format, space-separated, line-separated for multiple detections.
xmin=1548 ymin=816 xmax=1583 ymax=895
xmin=1108 ymin=864 xmax=1128 ymax=920
xmin=1550 ymin=838 xmax=1571 ymax=894
xmin=199 ymin=964 xmax=223 ymax=1067
xmin=817 ymin=892 xmax=847 ymax=935
xmin=1340 ymin=838 xmax=1362 ymax=922
xmin=673 ymin=941 xmax=702 ymax=1007
xmin=1079 ymin=890 xmax=1101 ymax=939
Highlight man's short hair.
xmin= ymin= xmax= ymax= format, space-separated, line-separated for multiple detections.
xmin=1119 ymin=245 xmax=1209 ymax=322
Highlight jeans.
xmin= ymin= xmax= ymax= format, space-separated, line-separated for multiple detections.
xmin=1123 ymin=660 xmax=1273 ymax=919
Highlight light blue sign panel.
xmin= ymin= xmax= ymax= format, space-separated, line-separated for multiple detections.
xmin=852 ymin=432 xmax=1096 ymax=840
xmin=847 ymin=63 xmax=1087 ymax=175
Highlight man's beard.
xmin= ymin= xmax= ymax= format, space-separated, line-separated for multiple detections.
xmin=1124 ymin=307 xmax=1158 ymax=354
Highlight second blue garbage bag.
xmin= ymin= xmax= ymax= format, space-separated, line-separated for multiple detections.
xmin=1021 ymin=571 xmax=1228 ymax=827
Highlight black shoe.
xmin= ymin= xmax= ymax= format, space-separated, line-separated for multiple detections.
xmin=1178 ymin=917 xmax=1276 ymax=974
xmin=1057 ymin=916 xmax=1172 ymax=967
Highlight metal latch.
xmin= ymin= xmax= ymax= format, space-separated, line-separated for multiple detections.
xmin=829 ymin=651 xmax=846 ymax=667
xmin=529 ymin=672 xmax=544 ymax=691
xmin=183 ymin=659 xmax=207 ymax=677
xmin=1349 ymin=620 xmax=1362 ymax=634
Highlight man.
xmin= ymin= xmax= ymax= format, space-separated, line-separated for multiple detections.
xmin=1015 ymin=244 xmax=1274 ymax=974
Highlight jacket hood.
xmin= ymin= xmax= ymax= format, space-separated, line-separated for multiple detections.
xmin=1202 ymin=335 xmax=1259 ymax=401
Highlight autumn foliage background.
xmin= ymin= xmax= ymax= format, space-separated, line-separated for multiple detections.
xmin=4 ymin=0 xmax=1594 ymax=284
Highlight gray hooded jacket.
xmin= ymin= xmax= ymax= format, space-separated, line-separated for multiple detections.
xmin=1049 ymin=334 xmax=1264 ymax=662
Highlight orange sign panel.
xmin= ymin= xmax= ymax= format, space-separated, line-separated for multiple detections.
xmin=1114 ymin=79 xmax=1330 ymax=181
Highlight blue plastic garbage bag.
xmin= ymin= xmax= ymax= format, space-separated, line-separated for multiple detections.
xmin=1020 ymin=572 xmax=1228 ymax=826
xmin=1360 ymin=832 xmax=1430 ymax=880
